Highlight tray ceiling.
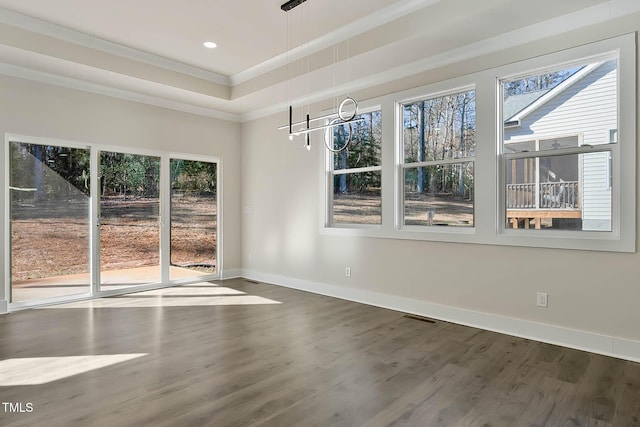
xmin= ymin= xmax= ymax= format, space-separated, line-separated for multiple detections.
xmin=0 ymin=0 xmax=633 ymax=120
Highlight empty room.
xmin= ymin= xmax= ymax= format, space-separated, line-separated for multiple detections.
xmin=1 ymin=0 xmax=640 ymax=425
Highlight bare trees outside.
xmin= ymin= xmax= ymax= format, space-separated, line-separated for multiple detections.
xmin=402 ymin=90 xmax=476 ymax=227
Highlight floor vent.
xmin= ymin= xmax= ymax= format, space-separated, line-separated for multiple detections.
xmin=244 ymin=280 xmax=260 ymax=284
xmin=403 ymin=314 xmax=437 ymax=324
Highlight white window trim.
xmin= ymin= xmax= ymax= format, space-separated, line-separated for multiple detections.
xmin=496 ymin=36 xmax=634 ymax=251
xmin=397 ymin=85 xmax=476 ymax=231
xmin=320 ymin=33 xmax=635 ymax=253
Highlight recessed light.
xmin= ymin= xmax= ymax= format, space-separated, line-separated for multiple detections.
xmin=203 ymin=41 xmax=217 ymax=49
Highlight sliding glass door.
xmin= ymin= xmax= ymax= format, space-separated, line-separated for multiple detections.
xmin=6 ymin=138 xmax=220 ymax=306
xmin=99 ymin=151 xmax=161 ymax=290
xmin=9 ymin=141 xmax=91 ymax=303
xmin=170 ymin=159 xmax=217 ymax=280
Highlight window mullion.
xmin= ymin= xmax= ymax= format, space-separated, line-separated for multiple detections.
xmin=403 ymin=157 xmax=476 ymax=169
xmin=503 ymin=144 xmax=616 ymax=161
xmin=332 ymin=165 xmax=382 ymax=175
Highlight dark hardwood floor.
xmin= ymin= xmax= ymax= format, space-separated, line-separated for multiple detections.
xmin=1 ymin=278 xmax=639 ymax=426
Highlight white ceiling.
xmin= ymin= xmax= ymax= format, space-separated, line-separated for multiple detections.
xmin=0 ymin=0 xmax=637 ymax=120
xmin=0 ymin=0 xmax=412 ymax=77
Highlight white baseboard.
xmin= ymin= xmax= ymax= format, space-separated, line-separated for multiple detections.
xmin=0 ymin=299 xmax=8 ymax=315
xmin=241 ymin=269 xmax=640 ymax=364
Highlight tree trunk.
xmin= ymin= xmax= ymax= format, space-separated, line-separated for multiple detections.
xmin=417 ymin=101 xmax=425 ymax=192
xmin=458 ymin=96 xmax=467 ymax=195
xmin=33 ymin=145 xmax=45 ymax=203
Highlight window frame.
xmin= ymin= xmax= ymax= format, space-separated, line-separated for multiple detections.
xmin=3 ymin=133 xmax=223 ymax=310
xmin=496 ymin=38 xmax=634 ymax=251
xmin=320 ymin=33 xmax=635 ymax=252
xmin=324 ymin=103 xmax=383 ymax=229
xmin=398 ymin=86 xmax=477 ymax=231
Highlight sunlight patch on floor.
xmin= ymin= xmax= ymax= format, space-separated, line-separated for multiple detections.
xmin=132 ymin=286 xmax=246 ymax=296
xmin=0 ymin=354 xmax=148 ymax=386
xmin=41 ymin=293 xmax=281 ymax=309
xmin=28 ymin=276 xmax=283 ymax=309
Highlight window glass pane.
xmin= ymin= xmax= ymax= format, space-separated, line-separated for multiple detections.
xmin=332 ymin=171 xmax=381 ymax=224
xmin=503 ymin=60 xmax=617 ymax=147
xmin=403 ymin=90 xmax=476 ymax=163
xmin=506 ymin=152 xmax=612 ymax=231
xmin=504 ymin=136 xmax=580 ymax=154
xmin=170 ymin=159 xmax=217 ymax=279
xmin=404 ymin=163 xmax=474 ymax=227
xmin=10 ymin=142 xmax=91 ymax=302
xmin=502 ymin=58 xmax=617 ymax=232
xmin=333 ymin=110 xmax=381 ymax=170
xmin=99 ymin=152 xmax=161 ymax=289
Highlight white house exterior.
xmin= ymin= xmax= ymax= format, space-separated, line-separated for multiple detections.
xmin=503 ymin=59 xmax=617 ymax=231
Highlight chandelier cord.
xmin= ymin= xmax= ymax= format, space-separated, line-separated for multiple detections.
xmin=279 ymin=0 xmax=360 ymax=153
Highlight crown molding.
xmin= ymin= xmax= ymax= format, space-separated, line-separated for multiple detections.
xmin=0 ymin=7 xmax=231 ymax=86
xmin=229 ymin=0 xmax=441 ymax=86
xmin=0 ymin=62 xmax=241 ymax=122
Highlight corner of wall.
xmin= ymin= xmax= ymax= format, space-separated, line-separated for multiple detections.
xmin=221 ymin=269 xmax=243 ymax=280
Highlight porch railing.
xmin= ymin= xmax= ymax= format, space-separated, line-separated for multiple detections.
xmin=507 ymin=181 xmax=579 ymax=209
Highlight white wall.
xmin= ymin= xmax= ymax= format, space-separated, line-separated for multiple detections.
xmin=241 ymin=17 xmax=640 ymax=360
xmin=0 ymin=75 xmax=242 ymax=307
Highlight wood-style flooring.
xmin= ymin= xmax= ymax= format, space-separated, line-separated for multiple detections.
xmin=1 ymin=278 xmax=639 ymax=426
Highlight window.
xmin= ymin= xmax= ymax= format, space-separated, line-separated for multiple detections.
xmin=9 ymin=141 xmax=91 ymax=303
xmin=400 ymin=89 xmax=476 ymax=227
xmin=500 ymin=59 xmax=617 ymax=232
xmin=321 ymin=34 xmax=634 ymax=252
xmin=327 ymin=109 xmax=382 ymax=225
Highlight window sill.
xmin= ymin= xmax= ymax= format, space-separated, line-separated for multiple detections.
xmin=320 ymin=224 xmax=635 ymax=252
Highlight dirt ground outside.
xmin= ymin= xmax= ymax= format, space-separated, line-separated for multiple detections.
xmin=404 ymin=193 xmax=474 ymax=227
xmin=333 ymin=193 xmax=382 ymax=225
xmin=333 ymin=192 xmax=474 ymax=226
xmin=11 ymin=196 xmax=216 ymax=282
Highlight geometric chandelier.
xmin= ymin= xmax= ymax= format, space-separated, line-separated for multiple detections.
xmin=278 ymin=0 xmax=364 ymax=153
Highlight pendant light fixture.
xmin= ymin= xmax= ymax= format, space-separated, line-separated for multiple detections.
xmin=278 ymin=0 xmax=364 ymax=153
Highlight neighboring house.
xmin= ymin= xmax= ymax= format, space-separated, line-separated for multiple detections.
xmin=503 ymin=59 xmax=617 ymax=231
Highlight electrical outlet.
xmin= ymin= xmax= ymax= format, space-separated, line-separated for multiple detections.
xmin=537 ymin=292 xmax=548 ymax=308
xmin=345 ymin=267 xmax=351 ymax=277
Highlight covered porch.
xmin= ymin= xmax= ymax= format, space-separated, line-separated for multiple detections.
xmin=507 ymin=181 xmax=581 ymax=229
